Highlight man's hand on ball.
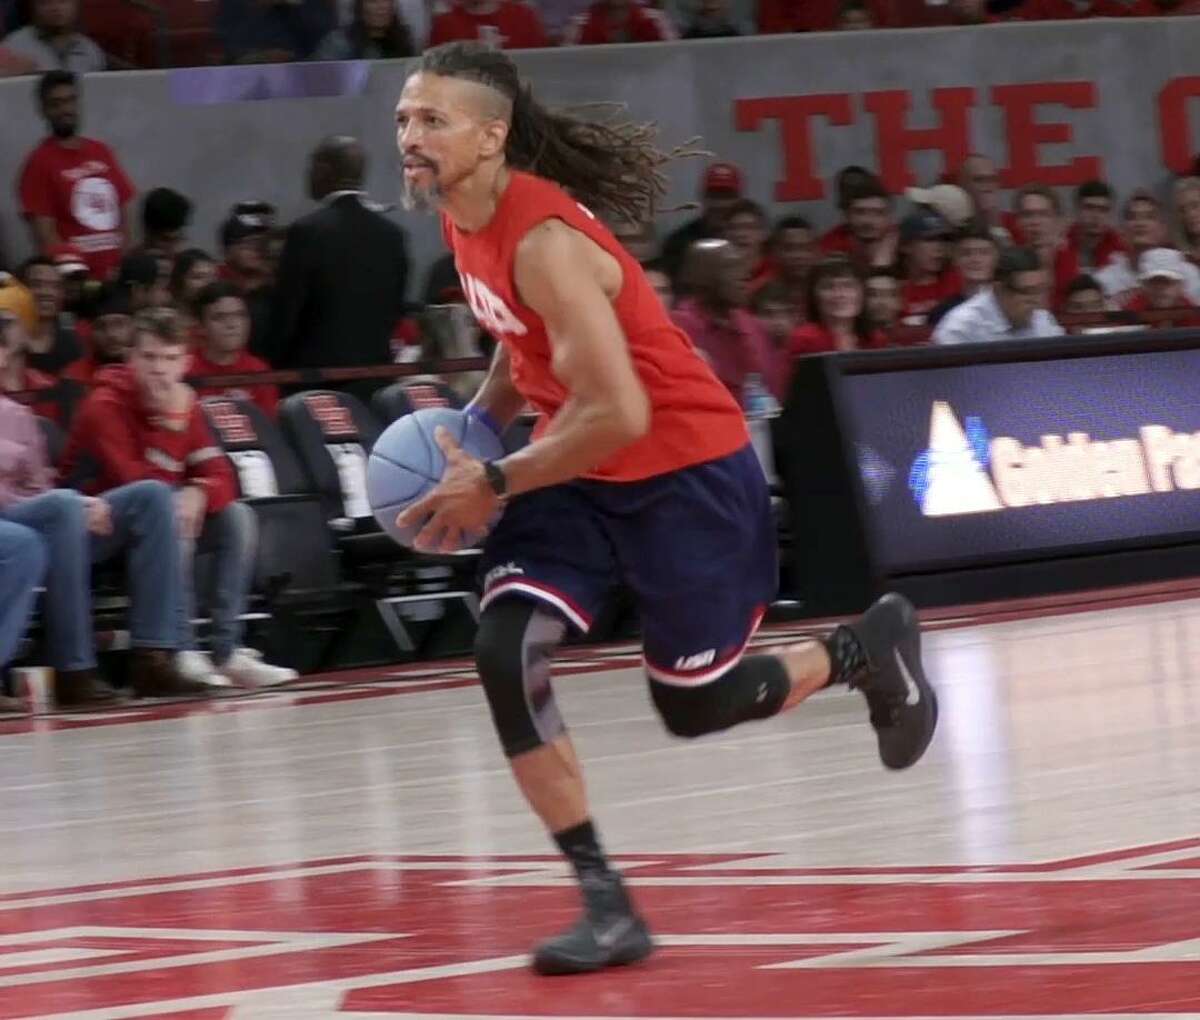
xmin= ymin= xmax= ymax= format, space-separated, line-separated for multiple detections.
xmin=396 ymin=427 xmax=500 ymax=553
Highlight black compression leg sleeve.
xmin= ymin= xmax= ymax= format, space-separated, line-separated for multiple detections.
xmin=649 ymin=654 xmax=790 ymax=740
xmin=473 ymin=598 xmax=569 ymax=757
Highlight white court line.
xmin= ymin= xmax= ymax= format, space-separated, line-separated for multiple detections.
xmin=0 ymin=926 xmax=403 ymax=990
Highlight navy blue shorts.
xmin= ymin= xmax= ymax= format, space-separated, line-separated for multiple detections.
xmin=479 ymin=444 xmax=777 ymax=686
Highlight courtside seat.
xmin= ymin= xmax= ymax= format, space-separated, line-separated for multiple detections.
xmin=201 ymin=395 xmax=356 ymax=671
xmin=279 ymin=389 xmax=481 ymax=655
xmin=277 ymin=390 xmax=392 ymax=562
xmin=371 ymin=379 xmax=463 ymax=424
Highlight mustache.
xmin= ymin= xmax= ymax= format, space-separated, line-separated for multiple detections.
xmin=403 ymin=155 xmax=438 ymax=171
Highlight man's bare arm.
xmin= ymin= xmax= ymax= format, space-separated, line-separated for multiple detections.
xmin=497 ymin=219 xmax=650 ymax=497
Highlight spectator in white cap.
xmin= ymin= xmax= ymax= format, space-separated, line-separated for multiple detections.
xmin=933 ymin=246 xmax=1063 ymax=345
xmin=905 ymin=183 xmax=974 ymax=231
xmin=1095 ymin=191 xmax=1200 ymax=305
xmin=1122 ymin=248 xmax=1200 ymax=327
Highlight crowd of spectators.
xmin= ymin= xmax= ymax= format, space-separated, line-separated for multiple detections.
xmin=3 ymin=0 xmax=1200 ymax=76
xmin=4 ymin=34 xmax=1200 ymax=712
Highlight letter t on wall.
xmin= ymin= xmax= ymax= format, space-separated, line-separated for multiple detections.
xmin=735 ymin=94 xmax=855 ymax=202
xmin=862 ymin=88 xmax=975 ymax=192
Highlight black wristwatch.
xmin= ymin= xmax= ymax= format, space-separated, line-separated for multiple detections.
xmin=483 ymin=460 xmax=509 ymax=501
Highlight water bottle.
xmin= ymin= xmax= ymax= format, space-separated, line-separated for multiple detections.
xmin=743 ymin=373 xmax=780 ymax=419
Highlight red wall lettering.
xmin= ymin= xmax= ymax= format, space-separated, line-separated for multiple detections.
xmin=863 ymin=88 xmax=975 ymax=191
xmin=734 ymin=94 xmax=854 ymax=201
xmin=1158 ymin=76 xmax=1200 ymax=175
xmin=992 ymin=82 xmax=1101 ymax=187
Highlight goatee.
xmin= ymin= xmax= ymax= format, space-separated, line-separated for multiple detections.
xmin=401 ymin=177 xmax=443 ymax=213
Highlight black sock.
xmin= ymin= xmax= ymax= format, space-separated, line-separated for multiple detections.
xmin=820 ymin=625 xmax=869 ymax=688
xmin=554 ymin=819 xmax=614 ymax=882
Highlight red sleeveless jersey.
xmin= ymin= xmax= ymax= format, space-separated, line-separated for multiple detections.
xmin=443 ymin=171 xmax=748 ymax=482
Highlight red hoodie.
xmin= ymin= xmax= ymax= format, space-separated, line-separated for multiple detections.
xmin=562 ymin=0 xmax=676 ymax=43
xmin=60 ymin=365 xmax=236 ymax=515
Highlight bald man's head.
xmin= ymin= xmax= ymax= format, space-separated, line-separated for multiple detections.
xmin=309 ymin=135 xmax=367 ymax=201
xmin=680 ymin=238 xmax=749 ymax=310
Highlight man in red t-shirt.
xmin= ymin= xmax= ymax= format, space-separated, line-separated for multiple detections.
xmin=17 ymin=72 xmax=135 ymax=283
xmin=819 ymin=176 xmax=899 ymax=269
xmin=393 ymin=41 xmax=936 ymax=976
xmin=562 ymin=0 xmax=676 ymax=43
xmin=190 ymin=282 xmax=279 ymax=418
xmin=898 ymin=209 xmax=959 ymax=324
xmin=429 ymin=0 xmax=550 ymax=47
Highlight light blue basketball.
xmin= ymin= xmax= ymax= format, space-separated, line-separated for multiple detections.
xmin=367 ymin=407 xmax=505 ymax=549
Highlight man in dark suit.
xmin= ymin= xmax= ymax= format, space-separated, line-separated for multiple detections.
xmin=264 ymin=136 xmax=409 ymax=379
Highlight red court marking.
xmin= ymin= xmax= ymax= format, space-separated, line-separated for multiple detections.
xmin=0 ymin=847 xmax=1199 ymax=1017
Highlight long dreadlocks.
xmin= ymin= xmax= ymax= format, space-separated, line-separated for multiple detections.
xmin=415 ymin=42 xmax=695 ymax=226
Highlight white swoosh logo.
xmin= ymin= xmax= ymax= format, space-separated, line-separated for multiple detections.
xmin=894 ymin=648 xmax=921 ymax=707
xmin=595 ymin=917 xmax=634 ymax=950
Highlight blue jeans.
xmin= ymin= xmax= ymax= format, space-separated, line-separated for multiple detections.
xmin=0 ymin=520 xmax=48 ymax=669
xmin=179 ymin=501 xmax=256 ymax=667
xmin=0 ymin=482 xmax=180 ymax=671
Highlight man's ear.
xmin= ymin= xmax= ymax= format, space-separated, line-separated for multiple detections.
xmin=479 ymin=119 xmax=509 ymax=161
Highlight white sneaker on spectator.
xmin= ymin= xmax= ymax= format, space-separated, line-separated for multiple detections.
xmin=176 ymin=650 xmax=232 ymax=688
xmin=220 ymin=648 xmax=298 ymax=689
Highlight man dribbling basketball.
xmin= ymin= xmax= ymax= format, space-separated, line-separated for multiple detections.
xmin=394 ymin=42 xmax=938 ymax=976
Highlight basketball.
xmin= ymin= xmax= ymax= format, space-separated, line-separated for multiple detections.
xmin=367 ymin=407 xmax=505 ymax=549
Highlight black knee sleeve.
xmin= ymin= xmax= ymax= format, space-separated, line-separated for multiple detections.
xmin=473 ymin=598 xmax=569 ymax=758
xmin=650 ymin=654 xmax=790 ymax=740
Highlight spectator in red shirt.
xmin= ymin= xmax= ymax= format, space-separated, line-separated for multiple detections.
xmin=946 ymin=0 xmax=997 ymax=22
xmin=1061 ymin=274 xmax=1108 ymax=316
xmin=750 ymin=283 xmax=799 ymax=402
xmin=758 ymin=215 xmax=816 ymax=317
xmin=722 ymin=199 xmax=773 ymax=292
xmin=119 ymin=252 xmax=172 ymax=314
xmin=1172 ymin=177 xmax=1200 ymax=265
xmin=791 ymin=256 xmax=888 ymax=356
xmin=661 ymin=162 xmax=744 ymax=283
xmin=60 ymin=309 xmax=296 ymax=689
xmin=819 ymin=176 xmax=899 ymax=270
xmin=17 ymin=72 xmax=135 ymax=283
xmin=563 ymin=0 xmax=676 ymax=44
xmin=864 ymin=267 xmax=904 ymax=336
xmin=1028 ymin=0 xmax=1151 ymax=18
xmin=169 ymin=249 xmax=218 ymax=341
xmin=956 ymin=154 xmax=1013 ymax=245
xmin=1065 ymin=179 xmax=1125 ymax=275
xmin=672 ymin=239 xmax=776 ymax=405
xmin=190 ymin=283 xmax=279 ymax=418
xmin=683 ymin=0 xmax=742 ymax=36
xmin=897 ymin=208 xmax=958 ymax=324
xmin=758 ymin=0 xmax=888 ymax=31
xmin=218 ymin=212 xmax=273 ymax=350
xmin=926 ymin=222 xmax=999 ymax=326
xmin=137 ymin=187 xmax=193 ymax=262
xmin=1122 ymin=248 xmax=1200 ymax=327
xmin=63 ymin=285 xmax=132 ymax=385
xmin=429 ymin=0 xmax=550 ymax=48
xmin=835 ymin=0 xmax=876 ymax=26
xmin=1014 ymin=184 xmax=1076 ymax=299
